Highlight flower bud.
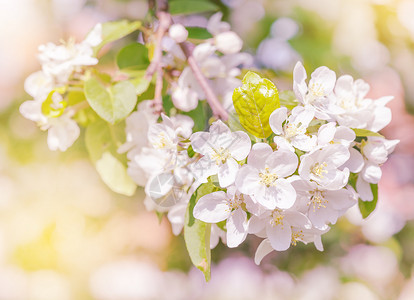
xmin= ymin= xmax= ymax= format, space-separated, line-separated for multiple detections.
xmin=214 ymin=31 xmax=243 ymax=54
xmin=169 ymin=24 xmax=188 ymax=43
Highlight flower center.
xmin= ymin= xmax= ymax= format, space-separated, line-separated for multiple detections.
xmin=310 ymin=162 xmax=328 ymax=178
xmin=270 ymin=209 xmax=284 ymax=227
xmin=291 ymin=230 xmax=304 ymax=246
xmin=308 ymin=82 xmax=325 ymax=101
xmin=308 ymin=189 xmax=328 ymax=212
xmin=284 ymin=123 xmax=302 ymax=139
xmin=227 ymin=194 xmax=244 ymax=210
xmin=211 ymin=147 xmax=231 ymax=165
xmin=154 ymin=132 xmax=171 ymax=149
xmin=339 ymin=96 xmax=356 ymax=110
xmin=259 ymin=167 xmax=278 ymax=187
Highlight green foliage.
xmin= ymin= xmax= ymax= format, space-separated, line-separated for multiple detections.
xmin=125 ymin=70 xmax=151 ymax=95
xmin=279 ymin=90 xmax=299 ymax=110
xmin=183 ymin=101 xmax=208 ymax=132
xmin=352 ymin=128 xmax=384 ymax=138
xmin=84 ymin=77 xmax=137 ymax=124
xmin=95 ymin=20 xmax=142 ymax=54
xmin=169 ymin=0 xmax=219 ymax=15
xmin=96 ymin=151 xmax=137 ymax=196
xmin=348 ymin=173 xmax=378 ymax=219
xmin=358 ymin=183 xmax=378 ymax=219
xmin=184 ymin=182 xmax=216 ymax=281
xmin=116 ymin=43 xmax=150 ymax=70
xmin=186 ymin=27 xmax=213 ymax=40
xmin=232 ymin=71 xmax=280 ymax=138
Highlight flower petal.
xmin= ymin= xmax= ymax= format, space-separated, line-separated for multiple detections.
xmin=254 ymin=239 xmax=274 ymax=265
xmin=218 ymin=157 xmax=239 ymax=187
xmin=269 ymin=107 xmax=287 ymax=135
xmin=247 ymin=143 xmax=273 ymax=169
xmin=193 ymin=191 xmax=230 ymax=223
xmin=266 ymin=222 xmax=292 ymax=251
xmin=226 ymin=208 xmax=249 ymax=248
xmin=266 ymin=150 xmax=298 ymax=177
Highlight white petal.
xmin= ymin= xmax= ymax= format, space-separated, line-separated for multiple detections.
xmin=266 ymin=150 xmax=298 ymax=177
xmin=47 ymin=117 xmax=80 ymax=151
xmin=318 ymin=122 xmax=336 ymax=145
xmin=309 ymin=207 xmax=338 ymax=229
xmin=254 ymin=239 xmax=274 ymax=265
xmin=269 ymin=107 xmax=288 ymax=135
xmin=325 ymin=188 xmax=356 ymax=210
xmin=273 ymin=179 xmax=297 ymax=209
xmin=193 ymin=191 xmax=230 ymax=223
xmin=226 ymin=208 xmax=249 ymax=248
xmin=228 ymin=131 xmax=251 ymax=161
xmin=356 ymin=175 xmax=373 ymax=201
xmin=167 ymin=204 xmax=187 ymax=235
xmin=235 ymin=165 xmax=261 ymax=195
xmin=190 ymin=132 xmax=211 ymax=155
xmin=248 ymin=215 xmax=266 ymax=234
xmin=293 ymin=61 xmax=308 ymax=103
xmin=218 ymin=158 xmax=239 ymax=187
xmin=343 ymin=148 xmax=364 ymax=173
xmin=266 ymin=222 xmax=292 ymax=251
xmin=247 ymin=143 xmax=273 ymax=169
xmin=361 ymin=162 xmax=382 ymax=184
xmin=291 ymin=134 xmax=317 ymax=152
xmin=284 ymin=211 xmax=311 ymax=229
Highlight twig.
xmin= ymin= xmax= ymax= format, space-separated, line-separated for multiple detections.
xmin=179 ymin=42 xmax=229 ymax=120
xmin=145 ymin=11 xmax=171 ymax=114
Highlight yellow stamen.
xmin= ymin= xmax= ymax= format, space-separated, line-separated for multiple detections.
xmin=259 ymin=167 xmax=278 ymax=187
xmin=311 ymin=162 xmax=328 ymax=178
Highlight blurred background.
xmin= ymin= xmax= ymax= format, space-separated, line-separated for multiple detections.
xmin=1 ymin=0 xmax=414 ymax=299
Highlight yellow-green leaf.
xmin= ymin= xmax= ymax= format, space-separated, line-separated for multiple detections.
xmin=232 ymin=71 xmax=280 ymax=138
xmin=95 ymin=151 xmax=136 ymax=196
xmin=352 ymin=128 xmax=384 ymax=138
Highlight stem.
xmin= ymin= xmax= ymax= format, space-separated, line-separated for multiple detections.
xmin=179 ymin=42 xmax=229 ymax=120
xmin=145 ymin=9 xmax=171 ymax=115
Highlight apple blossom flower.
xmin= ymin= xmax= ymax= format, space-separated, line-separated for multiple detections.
xmin=190 ymin=120 xmax=251 ymax=188
xmin=248 ymin=208 xmax=311 ymax=251
xmin=269 ymin=105 xmax=317 ymax=152
xmin=291 ymin=177 xmax=357 ymax=229
xmin=236 ymin=143 xmax=298 ymax=209
xmin=168 ymin=24 xmax=188 ymax=43
xmin=299 ymin=144 xmax=350 ymax=190
xmin=293 ymin=61 xmax=337 ymax=120
xmin=193 ymin=185 xmax=253 ymax=247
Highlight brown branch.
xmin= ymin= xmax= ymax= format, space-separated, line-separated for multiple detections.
xmin=145 ymin=11 xmax=171 ymax=114
xmin=180 ymin=42 xmax=229 ymax=120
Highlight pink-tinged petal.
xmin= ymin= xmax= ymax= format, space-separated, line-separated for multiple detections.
xmin=319 ymin=144 xmax=350 ymax=167
xmin=343 ymin=148 xmax=364 ymax=173
xmin=318 ymin=122 xmax=336 ymax=145
xmin=226 ymin=185 xmax=237 ymax=199
xmin=218 ymin=158 xmax=239 ymax=187
xmin=244 ymin=194 xmax=266 ymax=217
xmin=291 ymin=134 xmax=317 ymax=152
xmin=284 ymin=211 xmax=311 ymax=229
xmin=273 ymin=136 xmax=295 ymax=152
xmin=167 ymin=204 xmax=187 ymax=235
xmin=235 ymin=165 xmax=261 ymax=195
xmin=209 ymin=119 xmax=231 ymax=136
xmin=256 ymin=187 xmax=277 ymax=210
xmin=228 ymin=131 xmax=251 ymax=161
xmin=193 ymin=191 xmax=230 ymax=223
xmin=325 ymin=188 xmax=356 ymax=210
xmin=226 ymin=208 xmax=249 ymax=248
xmin=308 ymin=207 xmax=337 ymax=229
xmin=356 ymin=175 xmax=373 ymax=201
xmin=384 ymin=139 xmax=399 ymax=154
xmin=273 ymin=179 xmax=297 ymax=209
xmin=310 ymin=66 xmax=336 ymax=95
xmin=247 ymin=143 xmax=273 ymax=169
xmin=269 ymin=107 xmax=288 ymax=135
xmin=335 ymin=126 xmax=355 ymax=144
xmin=361 ymin=162 xmax=382 ymax=184
xmin=293 ymin=61 xmax=308 ymax=103
xmin=314 ymin=234 xmax=324 ymax=251
xmin=190 ymin=132 xmax=212 ymax=156
xmin=292 ymin=105 xmax=315 ymax=127
xmin=323 ymin=168 xmax=349 ymax=190
xmin=248 ymin=215 xmax=266 ymax=234
xmin=190 ymin=156 xmax=219 ymax=184
xmin=254 ymin=239 xmax=274 ymax=265
xmin=266 ymin=150 xmax=298 ymax=177
xmin=47 ymin=117 xmax=80 ymax=151
xmin=266 ymin=222 xmax=292 ymax=251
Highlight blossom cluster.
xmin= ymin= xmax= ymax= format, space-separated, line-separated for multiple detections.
xmin=20 ymin=24 xmax=102 ymax=151
xmin=124 ymin=61 xmax=398 ymax=263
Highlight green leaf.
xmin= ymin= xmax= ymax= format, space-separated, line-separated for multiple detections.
xmin=67 ymin=90 xmax=86 ymax=106
xmin=85 ymin=119 xmax=126 ymax=164
xmin=127 ymin=70 xmax=151 ymax=95
xmin=96 ymin=151 xmax=136 ymax=196
xmin=184 ymin=182 xmax=216 ymax=281
xmin=84 ymin=77 xmax=137 ymax=124
xmin=169 ymin=0 xmax=219 ymax=15
xmin=358 ymin=183 xmax=378 ymax=219
xmin=227 ymin=110 xmax=255 ymax=141
xmin=186 ymin=27 xmax=213 ymax=39
xmin=116 ymin=43 xmax=150 ymax=70
xmin=95 ymin=20 xmax=142 ymax=54
xmin=279 ymin=90 xmax=299 ymax=110
xmin=352 ymin=128 xmax=384 ymax=138
xmin=232 ymin=71 xmax=280 ymax=138
xmin=183 ymin=100 xmax=208 ymax=132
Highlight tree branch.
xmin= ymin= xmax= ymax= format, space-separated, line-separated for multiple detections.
xmin=180 ymin=42 xmax=229 ymax=120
